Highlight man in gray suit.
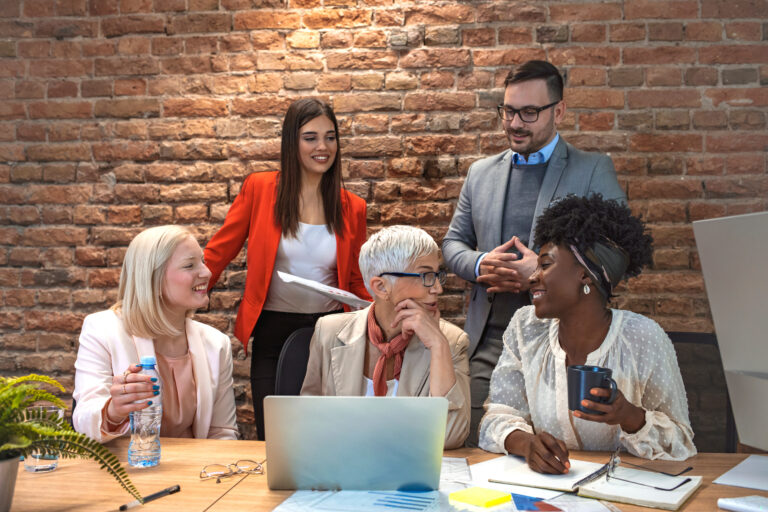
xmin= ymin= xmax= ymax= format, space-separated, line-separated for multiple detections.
xmin=443 ymin=60 xmax=626 ymax=446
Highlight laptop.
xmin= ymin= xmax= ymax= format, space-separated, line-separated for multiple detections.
xmin=264 ymin=396 xmax=448 ymax=490
xmin=693 ymin=211 xmax=768 ymax=451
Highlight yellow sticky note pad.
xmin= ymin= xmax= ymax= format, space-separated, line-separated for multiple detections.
xmin=449 ymin=487 xmax=511 ymax=508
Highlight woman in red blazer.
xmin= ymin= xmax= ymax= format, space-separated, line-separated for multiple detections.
xmin=204 ymin=98 xmax=370 ymax=439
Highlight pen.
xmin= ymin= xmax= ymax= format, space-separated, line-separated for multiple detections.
xmin=119 ymin=484 xmax=180 ymax=511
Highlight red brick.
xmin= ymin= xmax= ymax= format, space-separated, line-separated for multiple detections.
xmin=93 ymin=98 xmax=159 ymax=118
xmin=404 ymin=5 xmax=474 ymax=24
xmin=477 ymin=3 xmax=545 ymax=22
xmin=725 ymin=154 xmax=765 ymax=175
xmin=405 ymin=135 xmax=475 ymax=156
xmin=630 ymin=134 xmax=703 ymax=152
xmin=571 ymin=24 xmax=606 ymax=43
xmin=729 ymin=110 xmax=766 ymax=130
xmin=341 ymin=137 xmax=401 ymax=158
xmin=685 ymin=22 xmax=722 ymax=41
xmin=624 ymin=47 xmax=696 ymax=65
xmin=628 ymin=90 xmax=701 ymax=108
xmin=725 ymin=22 xmax=762 ymax=41
xmin=333 ymin=93 xmax=401 ymax=113
xmin=568 ymin=68 xmax=606 ymax=86
xmin=403 ymin=92 xmax=475 ymax=111
xmin=92 ymin=142 xmax=159 ymax=161
xmin=550 ymin=47 xmax=619 ymax=66
xmin=29 ymin=59 xmax=92 ymax=78
xmin=473 ymin=48 xmax=546 ymax=67
xmin=686 ymin=156 xmax=725 ymax=176
xmin=706 ymin=88 xmax=768 ymax=107
xmin=692 ymin=110 xmax=728 ymax=130
xmin=400 ymin=49 xmax=471 ymax=68
xmin=685 ymin=68 xmax=718 ymax=86
xmin=327 ymin=51 xmax=397 ymax=70
xmin=379 ymin=202 xmax=454 ymax=224
xmin=700 ymin=46 xmax=768 ymax=64
xmin=647 ymin=68 xmax=682 ymax=86
xmin=629 ymin=178 xmax=703 ymax=200
xmin=701 ymin=0 xmax=767 ymax=18
xmin=102 ymin=15 xmax=165 ymax=36
xmin=706 ymin=133 xmax=768 ymax=152
xmin=579 ymin=112 xmax=614 ymax=131
xmin=302 ymin=9 xmax=372 ymax=29
xmin=704 ymin=176 xmax=768 ymax=198
xmin=34 ymin=19 xmax=98 ymax=38
xmin=163 ymin=98 xmax=228 ymax=117
xmin=95 ymin=57 xmax=159 ymax=76
xmin=609 ymin=23 xmax=646 ymax=42
xmin=567 ymin=89 xmax=624 ymax=109
xmin=626 ymin=0 xmax=699 ymax=18
xmin=168 ymin=13 xmax=231 ymax=34
xmin=463 ymin=28 xmax=495 ymax=46
xmin=19 ymin=41 xmax=51 ymax=58
xmin=0 ymin=103 xmax=25 ymax=120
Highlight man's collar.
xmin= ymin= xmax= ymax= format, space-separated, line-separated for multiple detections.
xmin=512 ymin=133 xmax=560 ymax=165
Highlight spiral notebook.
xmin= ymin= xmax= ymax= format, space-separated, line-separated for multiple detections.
xmin=478 ymin=455 xmax=701 ymax=511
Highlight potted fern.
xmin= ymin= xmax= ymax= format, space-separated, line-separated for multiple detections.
xmin=0 ymin=374 xmax=142 ymax=512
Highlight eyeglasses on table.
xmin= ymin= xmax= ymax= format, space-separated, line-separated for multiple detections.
xmin=606 ymin=450 xmax=692 ymax=491
xmin=200 ymin=459 xmax=265 ymax=483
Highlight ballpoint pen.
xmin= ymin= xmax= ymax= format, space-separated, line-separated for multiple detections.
xmin=119 ymin=484 xmax=180 ymax=511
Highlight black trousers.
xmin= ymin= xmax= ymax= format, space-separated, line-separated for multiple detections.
xmin=249 ymin=309 xmax=341 ymax=441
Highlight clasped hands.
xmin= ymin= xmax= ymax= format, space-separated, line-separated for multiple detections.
xmin=508 ymin=387 xmax=646 ymax=474
xmin=477 ymin=237 xmax=538 ymax=293
xmin=105 ymin=363 xmax=159 ymax=424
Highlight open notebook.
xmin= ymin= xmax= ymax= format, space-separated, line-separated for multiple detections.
xmin=479 ymin=455 xmax=702 ymax=511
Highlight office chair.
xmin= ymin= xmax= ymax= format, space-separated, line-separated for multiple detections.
xmin=274 ymin=327 xmax=315 ymax=396
xmin=666 ymin=331 xmax=736 ymax=453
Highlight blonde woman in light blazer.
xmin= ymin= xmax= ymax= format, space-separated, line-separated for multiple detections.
xmin=301 ymin=226 xmax=471 ymax=449
xmin=73 ymin=226 xmax=237 ymax=442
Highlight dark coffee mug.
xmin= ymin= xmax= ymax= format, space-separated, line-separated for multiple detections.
xmin=567 ymin=365 xmax=618 ymax=415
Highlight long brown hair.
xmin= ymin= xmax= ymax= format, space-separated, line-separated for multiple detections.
xmin=275 ymin=98 xmax=344 ymax=238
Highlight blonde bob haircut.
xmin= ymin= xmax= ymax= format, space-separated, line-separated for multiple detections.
xmin=358 ymin=225 xmax=438 ymax=297
xmin=112 ymin=225 xmax=195 ymax=339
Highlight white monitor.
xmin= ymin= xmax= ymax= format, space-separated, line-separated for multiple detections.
xmin=693 ymin=211 xmax=768 ymax=451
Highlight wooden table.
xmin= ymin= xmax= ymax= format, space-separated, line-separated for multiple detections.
xmin=12 ymin=438 xmax=767 ymax=511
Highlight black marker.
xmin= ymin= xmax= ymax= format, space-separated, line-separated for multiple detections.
xmin=119 ymin=484 xmax=180 ymax=510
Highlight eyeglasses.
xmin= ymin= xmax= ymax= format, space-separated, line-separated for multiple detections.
xmin=605 ymin=450 xmax=692 ymax=491
xmin=200 ymin=460 xmax=265 ymax=483
xmin=496 ymin=100 xmax=560 ymax=122
xmin=379 ymin=271 xmax=447 ymax=288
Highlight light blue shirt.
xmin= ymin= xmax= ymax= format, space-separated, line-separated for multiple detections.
xmin=474 ymin=134 xmax=560 ymax=277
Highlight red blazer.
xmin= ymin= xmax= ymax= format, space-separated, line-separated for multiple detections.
xmin=204 ymin=171 xmax=370 ymax=352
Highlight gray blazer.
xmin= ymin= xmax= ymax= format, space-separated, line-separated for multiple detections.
xmin=442 ymin=137 xmax=626 ymax=355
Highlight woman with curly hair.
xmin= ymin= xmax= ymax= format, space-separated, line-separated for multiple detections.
xmin=479 ymin=194 xmax=696 ymax=473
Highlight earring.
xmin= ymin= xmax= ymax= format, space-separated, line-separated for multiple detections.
xmin=583 ymin=284 xmax=591 ymax=295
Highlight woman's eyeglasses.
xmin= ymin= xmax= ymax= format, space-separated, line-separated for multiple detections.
xmin=379 ymin=271 xmax=447 ymax=288
xmin=200 ymin=460 xmax=265 ymax=483
xmin=606 ymin=450 xmax=692 ymax=491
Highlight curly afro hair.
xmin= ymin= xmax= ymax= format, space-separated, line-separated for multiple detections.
xmin=533 ymin=194 xmax=653 ymax=279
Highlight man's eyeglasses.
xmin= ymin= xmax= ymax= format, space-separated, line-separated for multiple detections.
xmin=379 ymin=271 xmax=447 ymax=288
xmin=605 ymin=450 xmax=692 ymax=491
xmin=200 ymin=460 xmax=265 ymax=483
xmin=496 ymin=100 xmax=560 ymax=123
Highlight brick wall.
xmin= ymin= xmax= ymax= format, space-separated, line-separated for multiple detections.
xmin=1 ymin=0 xmax=766 ymax=443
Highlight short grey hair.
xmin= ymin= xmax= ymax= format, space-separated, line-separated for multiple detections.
xmin=359 ymin=225 xmax=439 ymax=295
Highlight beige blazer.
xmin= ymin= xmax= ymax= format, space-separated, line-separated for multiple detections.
xmin=300 ymin=307 xmax=471 ymax=448
xmin=73 ymin=309 xmax=238 ymax=442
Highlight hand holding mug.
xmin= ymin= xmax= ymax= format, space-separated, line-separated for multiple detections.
xmin=573 ymin=388 xmax=647 ymax=434
xmin=105 ymin=363 xmax=158 ymax=423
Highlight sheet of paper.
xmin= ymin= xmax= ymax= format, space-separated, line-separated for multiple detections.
xmin=714 ymin=455 xmax=768 ymax=492
xmin=277 ymin=270 xmax=372 ymax=308
xmin=441 ymin=457 xmax=472 ymax=484
xmin=273 ymin=490 xmax=444 ymax=512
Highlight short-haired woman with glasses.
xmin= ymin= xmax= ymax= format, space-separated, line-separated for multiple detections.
xmin=301 ymin=225 xmax=471 ymax=448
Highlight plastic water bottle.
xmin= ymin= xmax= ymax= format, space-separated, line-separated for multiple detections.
xmin=127 ymin=355 xmax=162 ymax=468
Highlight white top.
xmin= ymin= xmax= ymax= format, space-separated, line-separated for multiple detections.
xmin=479 ymin=306 xmax=697 ymax=460
xmin=364 ymin=377 xmax=399 ymax=397
xmin=263 ymin=222 xmax=341 ymax=313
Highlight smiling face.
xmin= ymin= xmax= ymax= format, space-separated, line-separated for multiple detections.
xmin=297 ymin=115 xmax=338 ymax=179
xmin=502 ymin=78 xmax=565 ymax=157
xmin=529 ymin=242 xmax=588 ymax=319
xmin=161 ymin=236 xmax=212 ymax=320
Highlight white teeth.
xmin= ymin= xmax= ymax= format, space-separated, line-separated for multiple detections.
xmin=193 ymin=285 xmax=206 ymax=291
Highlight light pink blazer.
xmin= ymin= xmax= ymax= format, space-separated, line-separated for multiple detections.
xmin=73 ymin=309 xmax=238 ymax=442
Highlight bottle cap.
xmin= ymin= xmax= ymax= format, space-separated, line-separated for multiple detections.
xmin=140 ymin=355 xmax=157 ymax=366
